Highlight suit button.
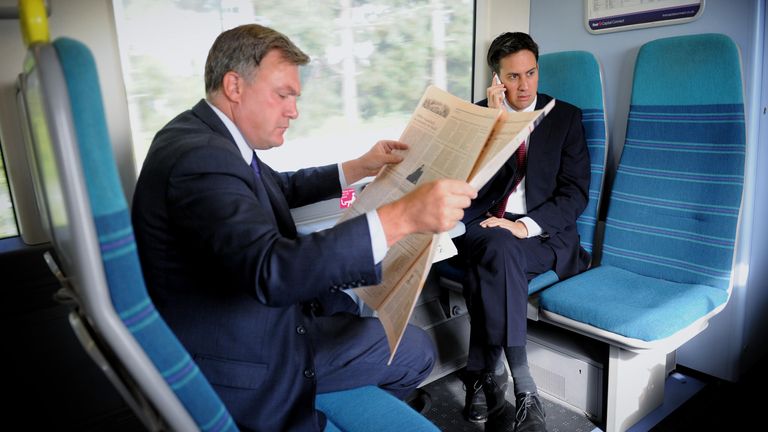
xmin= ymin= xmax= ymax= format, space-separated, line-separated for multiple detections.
xmin=296 ymin=325 xmax=306 ymax=335
xmin=304 ymin=368 xmax=315 ymax=379
xmin=330 ymin=286 xmax=339 ymax=293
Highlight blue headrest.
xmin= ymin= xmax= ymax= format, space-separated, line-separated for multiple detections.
xmin=538 ymin=50 xmax=604 ymax=110
xmin=632 ymin=33 xmax=743 ymax=106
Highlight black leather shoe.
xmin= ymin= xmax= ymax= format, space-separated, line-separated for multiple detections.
xmin=514 ymin=392 xmax=547 ymax=432
xmin=483 ymin=371 xmax=509 ymax=419
xmin=462 ymin=372 xmax=488 ymax=423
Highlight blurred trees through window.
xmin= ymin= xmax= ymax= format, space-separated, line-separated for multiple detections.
xmin=114 ymin=0 xmax=474 ymax=172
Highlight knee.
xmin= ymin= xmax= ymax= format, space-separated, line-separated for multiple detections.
xmin=398 ymin=325 xmax=436 ymax=374
xmin=469 ymin=229 xmax=525 ymax=263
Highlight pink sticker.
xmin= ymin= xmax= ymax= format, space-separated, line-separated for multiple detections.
xmin=340 ymin=188 xmax=356 ymax=208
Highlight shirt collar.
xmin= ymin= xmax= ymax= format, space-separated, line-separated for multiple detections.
xmin=206 ymin=100 xmax=255 ymax=164
xmin=502 ymin=95 xmax=538 ymax=113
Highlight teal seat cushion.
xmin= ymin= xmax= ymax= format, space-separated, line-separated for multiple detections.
xmin=528 ymin=270 xmax=559 ymax=295
xmin=539 ymin=265 xmax=728 ymax=341
xmin=317 ymin=386 xmax=438 ymax=432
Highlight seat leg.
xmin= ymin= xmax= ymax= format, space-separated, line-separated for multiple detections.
xmin=605 ymin=346 xmax=666 ymax=432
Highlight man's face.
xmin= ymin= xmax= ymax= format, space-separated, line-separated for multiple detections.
xmin=231 ymin=49 xmax=301 ymax=150
xmin=498 ymin=49 xmax=538 ymax=111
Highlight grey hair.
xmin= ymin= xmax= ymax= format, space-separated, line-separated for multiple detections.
xmin=204 ymin=24 xmax=309 ymax=94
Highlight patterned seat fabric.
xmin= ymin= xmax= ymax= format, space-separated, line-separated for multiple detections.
xmin=540 ymin=34 xmax=746 ymax=341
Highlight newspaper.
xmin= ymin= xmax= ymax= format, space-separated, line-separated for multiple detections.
xmin=338 ymin=85 xmax=554 ymax=363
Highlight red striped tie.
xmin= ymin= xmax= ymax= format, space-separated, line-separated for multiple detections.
xmin=493 ymin=141 xmax=527 ymax=218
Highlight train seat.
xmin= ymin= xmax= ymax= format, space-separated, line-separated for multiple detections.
xmin=19 ymin=34 xmax=236 ymax=432
xmin=538 ymin=33 xmax=747 ymax=431
xmin=15 ymin=1 xmax=436 ymax=430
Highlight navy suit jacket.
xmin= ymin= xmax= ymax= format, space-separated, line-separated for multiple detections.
xmin=465 ymin=93 xmax=591 ymax=278
xmin=132 ymin=100 xmax=379 ymax=431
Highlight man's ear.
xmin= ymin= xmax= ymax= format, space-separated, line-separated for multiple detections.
xmin=221 ymin=71 xmax=242 ymax=102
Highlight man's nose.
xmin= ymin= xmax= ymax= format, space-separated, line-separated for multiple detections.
xmin=519 ymin=76 xmax=529 ymax=91
xmin=286 ymin=100 xmax=298 ymax=119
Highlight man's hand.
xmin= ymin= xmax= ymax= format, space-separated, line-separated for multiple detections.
xmin=377 ymin=179 xmax=477 ymax=247
xmin=342 ymin=140 xmax=408 ymax=185
xmin=479 ymin=215 xmax=528 ymax=238
xmin=486 ymin=73 xmax=506 ymax=109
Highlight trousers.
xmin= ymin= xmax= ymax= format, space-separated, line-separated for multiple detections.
xmin=456 ymin=216 xmax=556 ymax=371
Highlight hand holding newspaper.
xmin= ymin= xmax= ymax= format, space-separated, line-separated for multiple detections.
xmin=337 ymin=85 xmax=554 ymax=363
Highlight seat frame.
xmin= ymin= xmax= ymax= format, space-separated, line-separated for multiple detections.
xmin=18 ymin=41 xmax=200 ymax=431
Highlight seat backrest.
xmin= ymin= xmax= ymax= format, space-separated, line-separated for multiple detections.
xmin=538 ymin=50 xmax=608 ymax=256
xmin=602 ymin=33 xmax=746 ymax=291
xmin=17 ymin=6 xmax=238 ymax=431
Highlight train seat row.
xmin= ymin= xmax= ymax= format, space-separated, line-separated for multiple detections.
xmin=436 ymin=33 xmax=746 ymax=432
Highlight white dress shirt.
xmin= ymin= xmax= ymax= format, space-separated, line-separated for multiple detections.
xmin=500 ymin=97 xmax=543 ymax=238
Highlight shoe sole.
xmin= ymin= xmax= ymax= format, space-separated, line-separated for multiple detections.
xmin=464 ymin=416 xmax=488 ymax=424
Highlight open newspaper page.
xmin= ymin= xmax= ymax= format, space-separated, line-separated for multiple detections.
xmin=468 ymin=98 xmax=555 ymax=188
xmin=336 ymin=85 xmax=553 ymax=362
xmin=337 ymin=85 xmax=500 ymax=362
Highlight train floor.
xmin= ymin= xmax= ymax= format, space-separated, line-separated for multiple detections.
xmin=419 ymin=369 xmax=597 ymax=431
xmin=418 ymin=355 xmax=767 ymax=432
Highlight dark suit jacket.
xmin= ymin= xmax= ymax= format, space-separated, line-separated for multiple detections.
xmin=132 ymin=100 xmax=380 ymax=431
xmin=464 ymin=93 xmax=591 ymax=278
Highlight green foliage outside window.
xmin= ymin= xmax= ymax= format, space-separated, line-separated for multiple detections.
xmin=115 ymin=0 xmax=473 ymax=172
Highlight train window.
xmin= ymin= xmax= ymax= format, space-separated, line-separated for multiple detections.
xmin=0 ymin=148 xmax=19 ymax=238
xmin=113 ymin=0 xmax=474 ymax=173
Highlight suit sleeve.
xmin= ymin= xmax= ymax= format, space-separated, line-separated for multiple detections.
xmin=526 ymin=107 xmax=590 ymax=236
xmin=166 ymin=143 xmax=379 ymax=307
xmin=266 ymin=163 xmax=342 ymax=209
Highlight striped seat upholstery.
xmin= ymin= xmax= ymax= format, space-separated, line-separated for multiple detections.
xmin=539 ymin=34 xmax=746 ymax=342
xmin=538 ymin=50 xmax=607 ymax=258
xmin=54 ymin=38 xmax=238 ymax=431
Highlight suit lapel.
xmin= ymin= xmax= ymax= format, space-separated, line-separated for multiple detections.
xmin=193 ymin=100 xmax=299 ymax=238
xmin=525 ymin=94 xmax=554 ymax=199
xmin=528 ymin=94 xmax=553 ymax=158
xmin=256 ymin=160 xmax=298 ymax=238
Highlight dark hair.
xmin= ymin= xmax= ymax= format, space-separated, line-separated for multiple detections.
xmin=204 ymin=24 xmax=309 ymax=94
xmin=486 ymin=32 xmax=539 ymax=74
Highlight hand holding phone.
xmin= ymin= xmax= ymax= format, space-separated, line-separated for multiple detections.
xmin=487 ymin=73 xmax=506 ymax=109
